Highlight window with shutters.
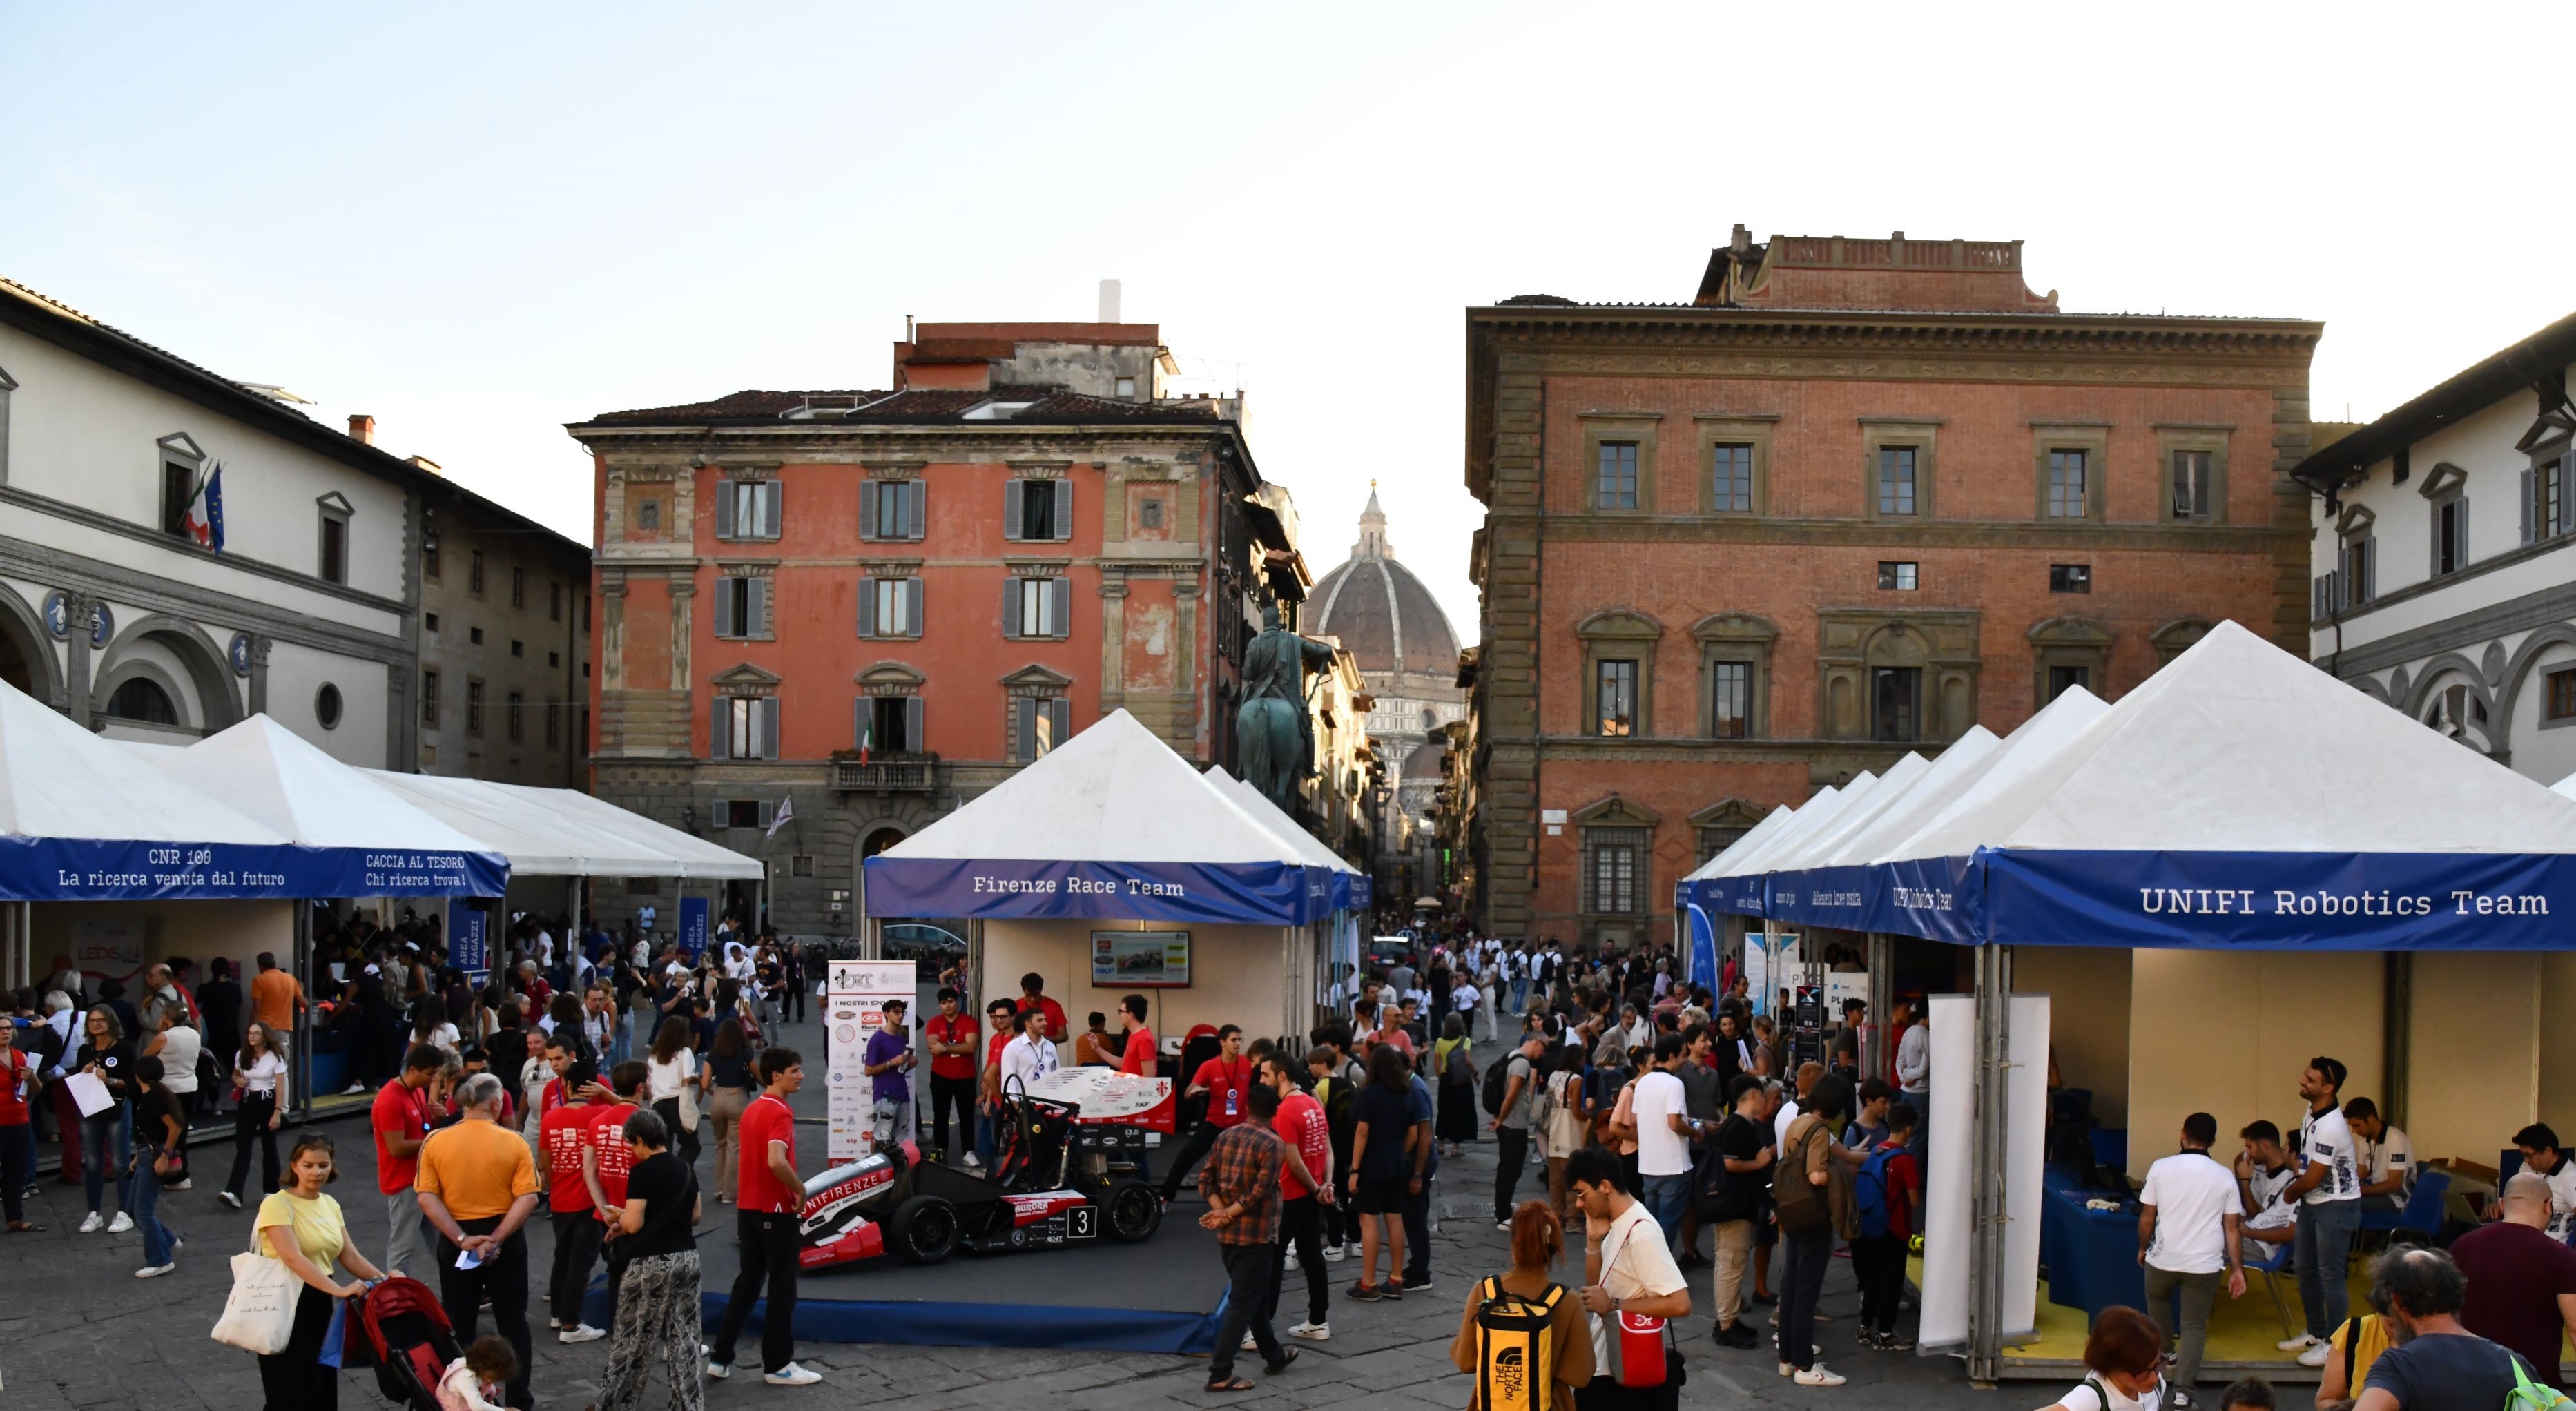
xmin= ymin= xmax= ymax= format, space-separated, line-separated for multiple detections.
xmin=545 ymin=700 xmax=561 ymax=750
xmin=2340 ymin=532 xmax=2374 ymax=607
xmin=2432 ymin=494 xmax=2467 ymax=576
xmin=715 ymin=478 xmax=782 ymax=542
xmin=465 ymin=679 xmax=486 ymax=736
xmin=2548 ymin=668 xmax=2576 ymax=723
xmin=317 ymin=495 xmax=351 ymax=585
xmin=713 ymin=695 xmax=779 ymax=760
xmin=1005 ymin=479 xmax=1072 ymax=542
xmin=510 ymin=567 xmax=525 ymax=608
xmin=857 ymin=576 xmax=922 ymax=639
xmin=1009 ymin=694 xmax=1072 ymax=763
xmin=2525 ymin=449 xmax=2574 ymax=547
xmin=469 ymin=549 xmax=485 ymax=596
xmin=713 ymin=575 xmax=772 ymax=640
xmin=860 ymin=694 xmax=922 ymax=755
xmin=1003 ymin=576 xmax=1070 ymax=639
xmin=861 ymin=480 xmax=926 ymax=542
xmin=1583 ymin=826 xmax=1647 ymax=915
xmin=506 ymin=690 xmax=525 ymax=743
xmin=718 ymin=799 xmax=772 ymax=829
xmin=420 ymin=670 xmax=440 ymax=728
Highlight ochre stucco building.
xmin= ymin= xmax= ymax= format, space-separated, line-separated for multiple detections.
xmin=1462 ymin=228 xmax=2323 ymax=949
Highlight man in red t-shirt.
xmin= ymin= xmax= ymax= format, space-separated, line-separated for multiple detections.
xmin=374 ymin=1044 xmax=443 ymax=1275
xmin=581 ymin=1060 xmax=647 ymax=1331
xmin=973 ymin=998 xmax=1016 ymax=1170
xmin=710 ymin=1048 xmax=819 ymax=1385
xmin=922 ymin=988 xmax=978 ymax=1165
xmin=1257 ymin=1052 xmax=1335 ymax=1339
xmin=1116 ymin=993 xmax=1157 ymax=1076
xmin=1014 ymin=972 xmax=1069 ymax=1044
xmin=1161 ymin=1024 xmax=1253 ymax=1203
xmin=0 ymin=1033 xmax=39 ymax=1232
xmin=537 ymin=1058 xmax=612 ymax=1342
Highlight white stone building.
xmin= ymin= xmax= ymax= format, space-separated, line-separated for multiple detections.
xmin=0 ymin=276 xmax=580 ymax=771
xmin=2298 ymin=310 xmax=2576 ymax=782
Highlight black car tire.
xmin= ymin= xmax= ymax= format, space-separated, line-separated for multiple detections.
xmin=888 ymin=1194 xmax=960 ymax=1265
xmin=1102 ymin=1179 xmax=1161 ymax=1243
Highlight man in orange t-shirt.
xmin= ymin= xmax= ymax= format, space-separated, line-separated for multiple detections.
xmin=250 ymin=951 xmax=304 ymax=1035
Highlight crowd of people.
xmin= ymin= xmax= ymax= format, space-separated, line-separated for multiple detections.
xmin=1 ymin=904 xmax=834 ymax=1411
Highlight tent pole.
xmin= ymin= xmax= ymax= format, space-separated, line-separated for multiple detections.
xmin=1968 ymin=941 xmax=2013 ymax=1384
xmin=291 ymin=902 xmax=313 ymax=1122
xmin=1863 ymin=931 xmax=1892 ymax=1082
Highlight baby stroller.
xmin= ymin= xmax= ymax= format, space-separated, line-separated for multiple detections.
xmin=358 ymin=1275 xmax=461 ymax=1411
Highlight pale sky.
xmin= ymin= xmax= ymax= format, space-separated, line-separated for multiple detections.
xmin=8 ymin=3 xmax=2573 ymax=641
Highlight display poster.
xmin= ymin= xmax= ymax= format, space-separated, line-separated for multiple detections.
xmin=72 ymin=915 xmax=144 ymax=978
xmin=1743 ymin=933 xmax=1800 ymax=1015
xmin=1823 ymin=970 xmax=1869 ymax=1017
xmin=448 ymin=906 xmax=490 ymax=980
xmin=825 ymin=960 xmax=917 ymax=1162
xmin=678 ymin=897 xmax=709 ymax=964
xmin=1090 ymin=930 xmax=1190 ymax=988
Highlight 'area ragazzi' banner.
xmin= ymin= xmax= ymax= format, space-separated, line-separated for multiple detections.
xmin=0 ymin=837 xmax=507 ymax=900
xmin=826 ymin=960 xmax=916 ymax=1163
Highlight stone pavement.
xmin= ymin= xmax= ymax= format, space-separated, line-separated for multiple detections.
xmin=0 ymin=1011 xmax=2010 ymax=1410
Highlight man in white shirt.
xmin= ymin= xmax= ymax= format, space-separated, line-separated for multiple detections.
xmin=1628 ymin=1035 xmax=1700 ymax=1254
xmin=1893 ymin=1000 xmax=1930 ymax=1147
xmin=2510 ymin=1122 xmax=2576 ymax=1244
xmin=998 ymin=1009 xmax=1058 ymax=1094
xmin=2343 ymin=1096 xmax=2413 ymax=1212
xmin=1772 ymin=1078 xmax=1801 ymax=1154
xmin=2280 ymin=1056 xmax=2361 ymax=1365
xmin=2234 ymin=1120 xmax=2299 ymax=1244
xmin=1565 ymin=1147 xmax=1692 ymax=1394
xmin=2138 ymin=1111 xmax=2247 ymax=1398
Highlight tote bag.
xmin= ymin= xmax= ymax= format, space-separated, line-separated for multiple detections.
xmin=211 ymin=1225 xmax=302 ymax=1355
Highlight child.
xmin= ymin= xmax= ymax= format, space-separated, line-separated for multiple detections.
xmin=438 ymin=1335 xmax=521 ymax=1411
xmin=1855 ymin=1101 xmax=1925 ymax=1350
xmin=2216 ymin=1377 xmax=2274 ymax=1410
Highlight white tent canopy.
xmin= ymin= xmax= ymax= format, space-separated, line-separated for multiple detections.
xmin=1870 ymin=688 xmax=2107 ymax=862
xmin=1774 ymin=750 xmax=1934 ymax=873
xmin=1207 ymin=766 xmax=1363 ymax=882
xmin=158 ymin=716 xmax=498 ymax=857
xmin=365 ymin=770 xmax=759 ymax=879
xmin=1895 ymin=621 xmax=2576 ymax=862
xmin=0 ymin=680 xmax=289 ymax=848
xmin=1810 ymin=728 xmax=1998 ymax=867
xmin=1683 ymin=804 xmax=1793 ymax=882
xmin=882 ymin=710 xmax=1323 ymax=868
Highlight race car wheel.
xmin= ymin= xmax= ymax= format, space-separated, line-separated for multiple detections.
xmin=887 ymin=1195 xmax=960 ymax=1265
xmin=1103 ymin=1179 xmax=1161 ymax=1243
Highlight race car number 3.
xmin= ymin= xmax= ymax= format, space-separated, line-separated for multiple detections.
xmin=1069 ymin=1207 xmax=1097 ymax=1239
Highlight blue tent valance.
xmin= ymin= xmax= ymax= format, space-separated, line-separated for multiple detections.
xmin=0 ymin=837 xmax=507 ymax=901
xmin=864 ymin=855 xmax=1336 ymax=926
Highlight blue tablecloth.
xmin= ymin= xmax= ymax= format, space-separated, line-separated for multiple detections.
xmin=2042 ymin=1162 xmax=2142 ymax=1314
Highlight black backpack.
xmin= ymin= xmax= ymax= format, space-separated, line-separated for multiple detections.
xmin=1482 ymin=1051 xmax=1516 ymax=1116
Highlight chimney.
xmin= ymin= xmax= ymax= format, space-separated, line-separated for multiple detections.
xmin=1098 ymin=279 xmax=1121 ymax=324
xmin=348 ymin=413 xmax=375 ymax=445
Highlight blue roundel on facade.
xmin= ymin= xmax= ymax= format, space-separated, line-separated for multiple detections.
xmin=229 ymin=632 xmax=253 ymax=677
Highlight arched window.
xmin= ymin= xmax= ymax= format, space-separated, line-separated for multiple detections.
xmin=2421 ymin=678 xmax=2494 ymax=752
xmin=107 ymin=676 xmax=178 ymax=726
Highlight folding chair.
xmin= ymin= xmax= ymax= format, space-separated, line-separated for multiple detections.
xmin=2246 ymin=1238 xmax=2297 ymax=1337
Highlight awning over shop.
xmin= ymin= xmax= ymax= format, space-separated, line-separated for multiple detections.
xmin=155 ymin=717 xmax=507 ymax=896
xmin=0 ymin=683 xmax=396 ymax=901
xmin=864 ymin=710 xmax=1335 ymax=925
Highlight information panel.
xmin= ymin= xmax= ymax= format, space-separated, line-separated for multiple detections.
xmin=825 ymin=960 xmax=917 ymax=1163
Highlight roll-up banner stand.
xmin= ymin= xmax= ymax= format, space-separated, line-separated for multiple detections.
xmin=825 ymin=959 xmax=918 ymax=1163
xmin=1915 ymin=989 xmax=2047 ymax=1358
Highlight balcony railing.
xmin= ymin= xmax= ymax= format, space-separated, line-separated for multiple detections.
xmin=831 ymin=752 xmax=939 ymax=792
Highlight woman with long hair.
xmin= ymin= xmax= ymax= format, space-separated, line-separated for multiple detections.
xmin=254 ymin=1131 xmax=387 ymax=1410
xmin=410 ymin=995 xmax=458 ymax=1057
xmin=1447 ymin=1200 xmax=1592 ymax=1409
xmin=72 ymin=1005 xmax=135 ymax=1232
xmin=220 ymin=1020 xmax=289 ymax=1208
xmin=646 ymin=1017 xmax=701 ymax=1167
xmin=701 ymin=1018 xmax=755 ymax=1203
xmin=1542 ymin=1049 xmax=1591 ymax=1227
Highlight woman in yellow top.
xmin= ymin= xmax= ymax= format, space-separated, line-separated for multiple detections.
xmin=254 ymin=1131 xmax=387 ymax=1411
xmin=2312 ymin=1305 xmax=2396 ymax=1411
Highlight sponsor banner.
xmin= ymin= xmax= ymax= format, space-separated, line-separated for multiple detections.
xmin=862 ymin=857 xmax=1330 ymax=925
xmin=826 ymin=960 xmax=916 ymax=1163
xmin=0 ymin=837 xmax=506 ymax=900
xmin=1681 ymin=874 xmax=1770 ymax=920
xmin=678 ymin=897 xmax=708 ymax=964
xmin=1761 ymin=864 xmax=1872 ymax=931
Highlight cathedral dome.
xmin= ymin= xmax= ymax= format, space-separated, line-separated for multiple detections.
xmin=1307 ymin=488 xmax=1461 ymax=678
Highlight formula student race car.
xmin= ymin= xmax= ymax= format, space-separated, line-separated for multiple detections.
xmin=797 ymin=1066 xmax=1174 ymax=1269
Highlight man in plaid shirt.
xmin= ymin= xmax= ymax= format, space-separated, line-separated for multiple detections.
xmin=1198 ymin=1082 xmax=1299 ymax=1392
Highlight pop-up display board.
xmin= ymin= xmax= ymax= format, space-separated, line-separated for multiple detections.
xmin=825 ymin=960 xmax=917 ymax=1162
